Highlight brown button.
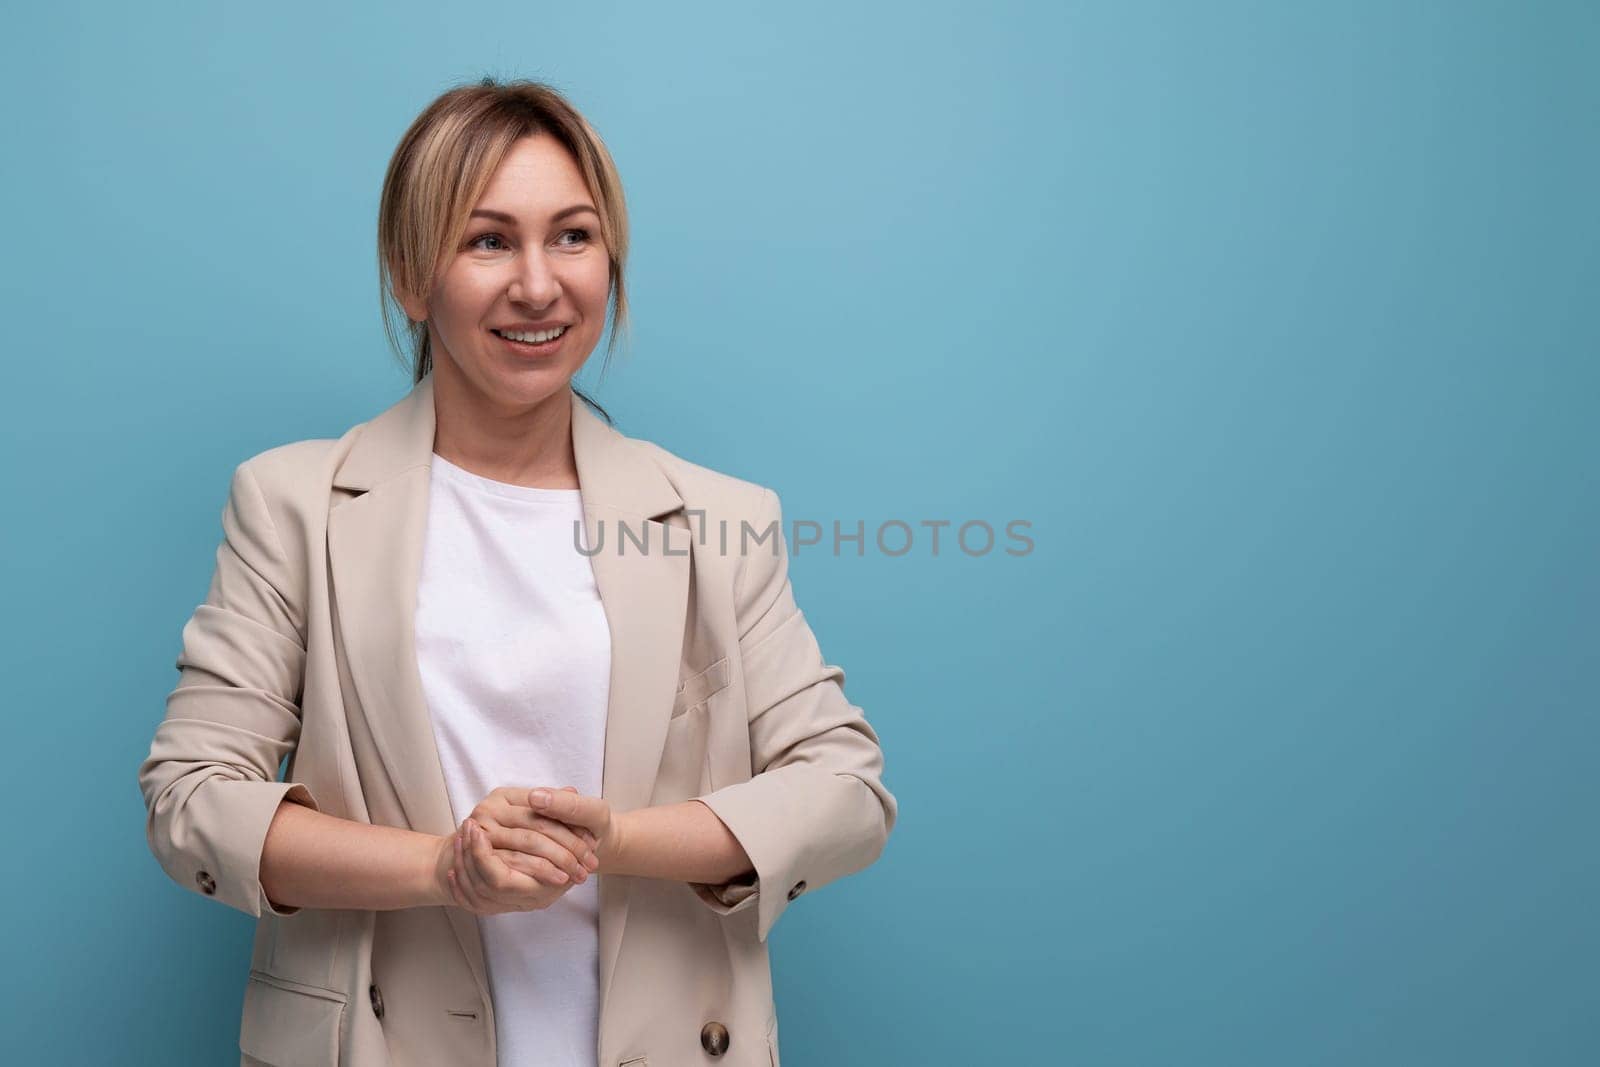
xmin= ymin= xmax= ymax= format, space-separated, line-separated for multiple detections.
xmin=195 ymin=870 xmax=216 ymax=895
xmin=369 ymin=984 xmax=385 ymax=1019
xmin=787 ymin=880 xmax=806 ymax=900
xmin=700 ymin=1021 xmax=730 ymax=1057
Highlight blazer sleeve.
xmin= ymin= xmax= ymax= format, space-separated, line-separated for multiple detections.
xmin=687 ymin=486 xmax=898 ymax=942
xmin=137 ymin=460 xmax=320 ymax=919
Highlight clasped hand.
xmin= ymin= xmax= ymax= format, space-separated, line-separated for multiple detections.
xmin=433 ymin=786 xmax=619 ymax=915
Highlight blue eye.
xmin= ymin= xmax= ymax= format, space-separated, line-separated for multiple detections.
xmin=468 ymin=229 xmax=591 ymax=251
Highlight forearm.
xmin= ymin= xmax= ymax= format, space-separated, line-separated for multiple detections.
xmin=259 ymin=798 xmax=447 ymax=911
xmin=605 ymin=800 xmax=754 ymax=885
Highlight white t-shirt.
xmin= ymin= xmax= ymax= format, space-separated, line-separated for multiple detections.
xmin=414 ymin=450 xmax=612 ymax=1067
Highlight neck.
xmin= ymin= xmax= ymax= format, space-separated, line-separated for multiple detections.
xmin=429 ymin=361 xmax=581 ymax=490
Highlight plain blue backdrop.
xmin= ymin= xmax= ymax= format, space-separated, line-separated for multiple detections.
xmin=2 ymin=1 xmax=1595 ymax=1064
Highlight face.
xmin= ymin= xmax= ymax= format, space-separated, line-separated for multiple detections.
xmin=400 ymin=132 xmax=611 ymax=412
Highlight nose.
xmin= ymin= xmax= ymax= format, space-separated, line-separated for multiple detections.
xmin=507 ymin=247 xmax=561 ymax=308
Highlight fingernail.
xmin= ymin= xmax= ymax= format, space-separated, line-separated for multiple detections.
xmin=531 ymin=789 xmax=551 ymax=807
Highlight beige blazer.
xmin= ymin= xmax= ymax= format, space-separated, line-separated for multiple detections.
xmin=137 ymin=370 xmax=897 ymax=1067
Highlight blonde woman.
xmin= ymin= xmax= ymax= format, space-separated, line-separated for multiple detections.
xmin=138 ymin=77 xmax=896 ymax=1067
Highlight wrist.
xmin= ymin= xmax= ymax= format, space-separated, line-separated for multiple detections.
xmin=600 ymin=809 xmax=634 ymax=876
xmin=419 ymin=831 xmax=455 ymax=908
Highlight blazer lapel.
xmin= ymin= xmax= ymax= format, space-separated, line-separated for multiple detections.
xmin=327 ymin=369 xmax=690 ymax=1022
xmin=568 ymin=383 xmax=693 ymax=1019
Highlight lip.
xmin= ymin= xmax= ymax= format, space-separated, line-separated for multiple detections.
xmin=488 ymin=325 xmax=570 ymax=358
xmin=492 ymin=321 xmax=570 ymax=333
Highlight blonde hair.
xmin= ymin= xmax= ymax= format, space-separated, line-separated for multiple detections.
xmin=377 ymin=76 xmax=630 ymax=416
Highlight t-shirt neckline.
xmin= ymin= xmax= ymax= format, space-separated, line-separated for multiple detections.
xmin=429 ymin=452 xmax=584 ymax=504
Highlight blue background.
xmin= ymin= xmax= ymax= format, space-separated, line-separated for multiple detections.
xmin=3 ymin=1 xmax=1596 ymax=1064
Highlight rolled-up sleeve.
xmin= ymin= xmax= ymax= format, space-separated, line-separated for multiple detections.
xmin=137 ymin=460 xmax=320 ymax=918
xmin=689 ymin=486 xmax=897 ymax=942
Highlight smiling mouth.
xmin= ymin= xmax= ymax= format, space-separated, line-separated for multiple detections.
xmin=492 ymin=326 xmax=569 ymax=342
xmin=490 ymin=325 xmax=570 ymax=355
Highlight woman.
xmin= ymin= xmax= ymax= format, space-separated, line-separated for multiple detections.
xmin=137 ymin=78 xmax=897 ymax=1067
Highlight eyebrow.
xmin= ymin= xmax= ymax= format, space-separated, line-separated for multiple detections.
xmin=469 ymin=204 xmax=599 ymax=226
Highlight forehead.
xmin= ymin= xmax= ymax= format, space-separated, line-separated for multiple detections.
xmin=476 ymin=133 xmax=593 ymax=216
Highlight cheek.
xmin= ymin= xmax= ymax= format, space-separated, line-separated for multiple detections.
xmin=572 ymin=262 xmax=612 ymax=314
xmin=430 ymin=276 xmax=494 ymax=326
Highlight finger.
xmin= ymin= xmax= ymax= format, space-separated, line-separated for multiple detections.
xmin=448 ymin=830 xmax=469 ymax=909
xmin=462 ymin=821 xmax=511 ymax=910
xmin=502 ymin=844 xmax=560 ymax=889
xmin=497 ymin=790 xmax=595 ymax=858
xmin=558 ymin=787 xmax=596 ymax=845
xmin=493 ymin=811 xmax=598 ymax=871
xmin=453 ymin=826 xmax=488 ymax=913
xmin=533 ymin=818 xmax=599 ymax=868
xmin=497 ymin=848 xmax=577 ymax=887
xmin=532 ymin=787 xmax=602 ymax=831
xmin=473 ymin=821 xmax=559 ymax=900
xmin=535 ymin=822 xmax=598 ymax=876
xmin=509 ymin=824 xmax=588 ymax=883
xmin=497 ymin=827 xmax=590 ymax=883
xmin=511 ymin=786 xmax=581 ymax=815
xmin=569 ymin=826 xmax=597 ymax=852
xmin=474 ymin=799 xmax=515 ymax=833
xmin=492 ymin=793 xmax=595 ymax=851
xmin=537 ymin=815 xmax=598 ymax=855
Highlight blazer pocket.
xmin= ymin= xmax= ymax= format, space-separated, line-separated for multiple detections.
xmin=670 ymin=656 xmax=731 ymax=719
xmin=240 ymin=969 xmax=346 ymax=1066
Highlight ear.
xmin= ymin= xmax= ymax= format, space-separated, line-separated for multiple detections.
xmin=394 ymin=283 xmax=426 ymax=324
xmin=388 ymin=265 xmax=430 ymax=324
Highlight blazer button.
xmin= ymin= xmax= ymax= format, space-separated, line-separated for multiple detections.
xmin=195 ymin=870 xmax=216 ymax=895
xmin=699 ymin=1021 xmax=730 ymax=1057
xmin=787 ymin=879 xmax=806 ymax=900
xmin=369 ymin=984 xmax=385 ymax=1019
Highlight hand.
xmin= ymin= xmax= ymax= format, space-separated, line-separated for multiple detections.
xmin=437 ymin=816 xmax=572 ymax=915
xmin=433 ymin=787 xmax=600 ymax=915
xmin=467 ymin=785 xmax=601 ymax=885
xmin=525 ymin=786 xmax=623 ymax=873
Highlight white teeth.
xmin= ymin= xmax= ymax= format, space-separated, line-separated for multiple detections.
xmin=496 ymin=326 xmax=567 ymax=344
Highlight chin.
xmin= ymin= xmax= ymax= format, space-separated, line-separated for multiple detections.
xmin=494 ymin=363 xmax=578 ymax=402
